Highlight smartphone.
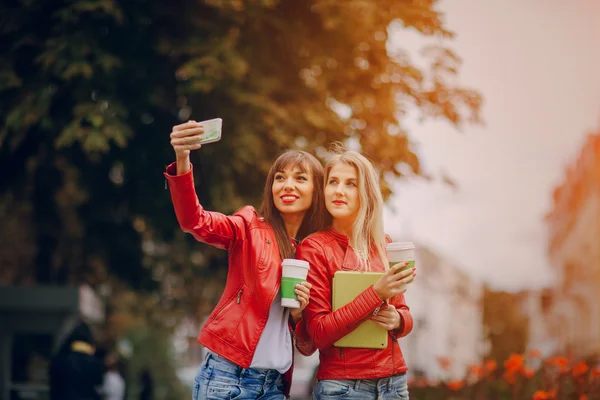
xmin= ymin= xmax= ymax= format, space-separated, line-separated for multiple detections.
xmin=194 ymin=118 xmax=222 ymax=145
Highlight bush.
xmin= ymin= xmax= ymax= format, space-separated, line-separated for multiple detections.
xmin=124 ymin=325 xmax=189 ymax=400
xmin=409 ymin=351 xmax=600 ymax=399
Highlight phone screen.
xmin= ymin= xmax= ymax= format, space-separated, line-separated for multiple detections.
xmin=196 ymin=118 xmax=222 ymax=145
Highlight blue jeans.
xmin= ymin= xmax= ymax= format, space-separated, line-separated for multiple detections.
xmin=313 ymin=373 xmax=409 ymax=400
xmin=193 ymin=353 xmax=285 ymax=400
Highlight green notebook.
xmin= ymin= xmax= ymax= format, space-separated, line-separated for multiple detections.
xmin=332 ymin=271 xmax=388 ymax=349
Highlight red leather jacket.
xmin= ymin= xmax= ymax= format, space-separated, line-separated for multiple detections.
xmin=296 ymin=228 xmax=413 ymax=380
xmin=164 ymin=163 xmax=304 ymax=397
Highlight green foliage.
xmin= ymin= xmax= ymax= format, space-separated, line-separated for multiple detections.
xmin=0 ymin=0 xmax=481 ymax=315
xmin=124 ymin=324 xmax=189 ymax=400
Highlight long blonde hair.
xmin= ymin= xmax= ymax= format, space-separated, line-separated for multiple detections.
xmin=325 ymin=146 xmax=388 ymax=271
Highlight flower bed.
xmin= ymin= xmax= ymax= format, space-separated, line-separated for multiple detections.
xmin=409 ymin=351 xmax=600 ymax=399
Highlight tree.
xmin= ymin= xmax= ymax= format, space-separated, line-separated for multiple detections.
xmin=0 ymin=0 xmax=481 ymax=315
xmin=482 ymin=286 xmax=529 ymax=363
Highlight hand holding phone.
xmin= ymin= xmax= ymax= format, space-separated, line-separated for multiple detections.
xmin=192 ymin=118 xmax=222 ymax=146
xmin=170 ymin=118 xmax=223 ymax=159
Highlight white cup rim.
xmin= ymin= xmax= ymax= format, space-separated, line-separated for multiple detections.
xmin=386 ymin=242 xmax=415 ymax=251
xmin=282 ymin=258 xmax=310 ymax=269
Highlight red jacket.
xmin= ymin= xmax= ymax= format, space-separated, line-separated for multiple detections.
xmin=164 ymin=163 xmax=304 ymax=397
xmin=296 ymin=228 xmax=413 ymax=380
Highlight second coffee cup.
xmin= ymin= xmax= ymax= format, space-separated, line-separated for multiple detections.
xmin=386 ymin=242 xmax=415 ymax=273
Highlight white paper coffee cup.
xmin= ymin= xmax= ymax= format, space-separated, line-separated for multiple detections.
xmin=281 ymin=259 xmax=310 ymax=308
xmin=386 ymin=242 xmax=415 ymax=287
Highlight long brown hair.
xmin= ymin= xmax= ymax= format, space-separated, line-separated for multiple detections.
xmin=260 ymin=150 xmax=325 ymax=260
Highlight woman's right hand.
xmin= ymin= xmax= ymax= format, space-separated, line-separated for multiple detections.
xmin=170 ymin=121 xmax=204 ymax=175
xmin=373 ymin=262 xmax=416 ymax=301
xmin=170 ymin=120 xmax=204 ymax=159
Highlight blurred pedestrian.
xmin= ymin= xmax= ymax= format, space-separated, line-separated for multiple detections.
xmin=139 ymin=368 xmax=154 ymax=400
xmin=49 ymin=321 xmax=104 ymax=400
xmin=101 ymin=352 xmax=125 ymax=400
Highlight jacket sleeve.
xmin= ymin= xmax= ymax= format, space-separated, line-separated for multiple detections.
xmin=297 ymin=238 xmax=384 ymax=350
xmin=389 ymin=293 xmax=413 ymax=338
xmin=292 ymin=317 xmax=316 ymax=356
xmin=164 ymin=162 xmax=248 ymax=250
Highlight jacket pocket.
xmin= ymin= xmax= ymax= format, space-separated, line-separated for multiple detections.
xmin=211 ymin=287 xmax=244 ymax=323
xmin=206 ymin=286 xmax=246 ymax=342
xmin=256 ymin=238 xmax=270 ymax=271
xmin=316 ymin=380 xmax=351 ymax=398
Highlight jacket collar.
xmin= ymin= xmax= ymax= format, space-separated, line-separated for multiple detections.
xmin=326 ymin=226 xmax=349 ymax=245
xmin=325 ymin=227 xmax=362 ymax=270
xmin=326 ymin=227 xmax=385 ymax=272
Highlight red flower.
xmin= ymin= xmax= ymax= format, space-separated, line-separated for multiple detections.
xmin=546 ymin=356 xmax=569 ymax=373
xmin=533 ymin=389 xmax=556 ymax=400
xmin=527 ymin=348 xmax=542 ymax=358
xmin=504 ymin=353 xmax=525 ymax=374
xmin=522 ymin=367 xmax=535 ymax=379
xmin=572 ymin=361 xmax=589 ymax=377
xmin=437 ymin=356 xmax=452 ymax=371
xmin=484 ymin=359 xmax=497 ymax=374
xmin=503 ymin=370 xmax=517 ymax=385
xmin=591 ymin=367 xmax=600 ymax=379
xmin=447 ymin=380 xmax=464 ymax=391
xmin=468 ymin=364 xmax=483 ymax=379
xmin=416 ymin=378 xmax=429 ymax=388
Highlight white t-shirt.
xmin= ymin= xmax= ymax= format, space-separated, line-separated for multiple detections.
xmin=250 ymin=292 xmax=292 ymax=373
xmin=102 ymin=370 xmax=125 ymax=400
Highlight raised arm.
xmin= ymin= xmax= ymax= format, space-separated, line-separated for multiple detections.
xmin=164 ymin=163 xmax=249 ymax=250
xmin=165 ymin=121 xmax=247 ymax=250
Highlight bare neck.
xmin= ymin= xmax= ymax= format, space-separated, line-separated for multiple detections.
xmin=281 ymin=212 xmax=305 ymax=239
xmin=331 ymin=219 xmax=354 ymax=241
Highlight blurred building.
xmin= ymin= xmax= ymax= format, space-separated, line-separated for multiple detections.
xmin=399 ymin=245 xmax=485 ymax=381
xmin=526 ymin=132 xmax=600 ymax=359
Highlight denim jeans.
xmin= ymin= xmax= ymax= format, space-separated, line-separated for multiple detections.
xmin=313 ymin=372 xmax=409 ymax=400
xmin=193 ymin=353 xmax=285 ymax=400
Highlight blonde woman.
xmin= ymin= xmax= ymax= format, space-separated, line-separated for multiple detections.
xmin=297 ymin=148 xmax=416 ymax=399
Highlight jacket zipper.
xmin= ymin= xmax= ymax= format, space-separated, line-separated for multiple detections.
xmin=260 ymin=242 xmax=283 ymax=323
xmin=164 ymin=167 xmax=168 ymax=190
xmin=213 ymin=289 xmax=243 ymax=321
xmin=391 ymin=334 xmax=397 ymax=375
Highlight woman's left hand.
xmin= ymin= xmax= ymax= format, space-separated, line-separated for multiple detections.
xmin=290 ymin=282 xmax=312 ymax=323
xmin=370 ymin=304 xmax=401 ymax=330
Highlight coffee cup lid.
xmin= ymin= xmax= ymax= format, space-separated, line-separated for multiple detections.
xmin=282 ymin=259 xmax=310 ymax=269
xmin=386 ymin=242 xmax=415 ymax=251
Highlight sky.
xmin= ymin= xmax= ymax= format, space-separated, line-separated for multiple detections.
xmin=383 ymin=0 xmax=600 ymax=291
